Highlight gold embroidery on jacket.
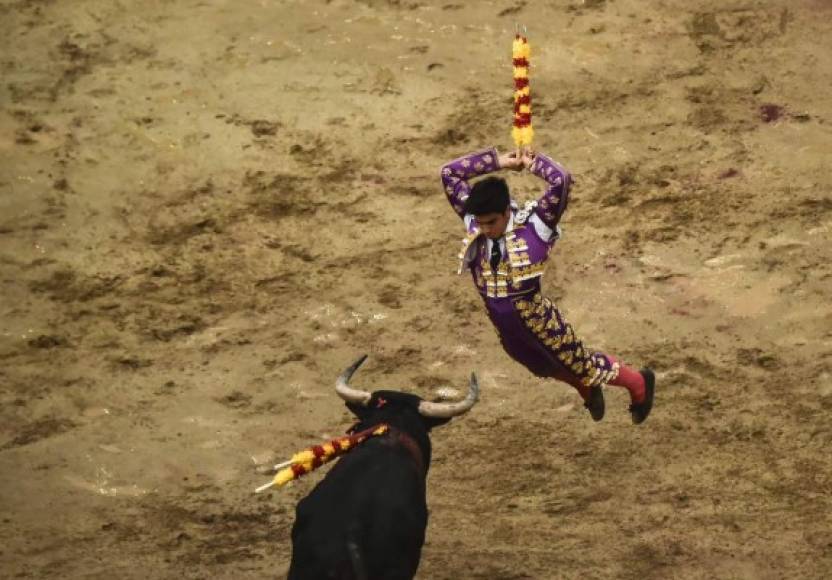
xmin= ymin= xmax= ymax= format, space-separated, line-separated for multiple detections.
xmin=458 ymin=226 xmax=546 ymax=297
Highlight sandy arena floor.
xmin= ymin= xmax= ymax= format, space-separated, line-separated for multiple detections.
xmin=1 ymin=0 xmax=831 ymax=578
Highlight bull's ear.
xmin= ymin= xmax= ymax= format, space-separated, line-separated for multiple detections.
xmin=422 ymin=416 xmax=452 ymax=430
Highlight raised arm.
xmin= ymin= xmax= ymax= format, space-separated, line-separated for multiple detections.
xmin=527 ymin=152 xmax=571 ymax=229
xmin=439 ymin=148 xmax=501 ymax=219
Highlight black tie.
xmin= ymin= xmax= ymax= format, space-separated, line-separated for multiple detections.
xmin=490 ymin=239 xmax=502 ymax=271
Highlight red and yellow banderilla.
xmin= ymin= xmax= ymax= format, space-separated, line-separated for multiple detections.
xmin=255 ymin=424 xmax=390 ymax=493
xmin=512 ymin=27 xmax=534 ymax=151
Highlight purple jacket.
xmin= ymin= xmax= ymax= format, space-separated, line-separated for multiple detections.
xmin=440 ymin=147 xmax=572 ymax=298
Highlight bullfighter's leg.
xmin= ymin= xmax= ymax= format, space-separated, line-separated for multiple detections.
xmin=514 ymin=294 xmax=655 ymax=423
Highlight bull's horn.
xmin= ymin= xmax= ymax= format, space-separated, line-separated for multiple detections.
xmin=418 ymin=373 xmax=480 ymax=418
xmin=335 ymin=354 xmax=372 ymax=406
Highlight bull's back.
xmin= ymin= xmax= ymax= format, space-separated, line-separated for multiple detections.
xmin=287 ymin=446 xmax=427 ymax=580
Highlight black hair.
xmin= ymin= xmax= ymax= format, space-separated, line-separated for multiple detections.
xmin=463 ymin=176 xmax=510 ymax=215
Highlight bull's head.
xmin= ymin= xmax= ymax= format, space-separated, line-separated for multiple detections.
xmin=335 ymin=354 xmax=479 ymax=426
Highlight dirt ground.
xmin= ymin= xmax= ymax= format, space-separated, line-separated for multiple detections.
xmin=1 ymin=0 xmax=831 ymax=578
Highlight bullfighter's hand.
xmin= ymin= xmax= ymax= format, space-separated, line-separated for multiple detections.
xmin=498 ymin=150 xmax=524 ymax=172
xmin=520 ymin=147 xmax=536 ymax=170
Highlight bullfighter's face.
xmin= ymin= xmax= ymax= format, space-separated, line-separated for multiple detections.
xmin=476 ymin=207 xmax=511 ymax=240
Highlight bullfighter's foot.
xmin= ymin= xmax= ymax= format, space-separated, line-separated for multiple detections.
xmin=584 ymin=385 xmax=605 ymax=422
xmin=629 ymin=369 xmax=655 ymax=425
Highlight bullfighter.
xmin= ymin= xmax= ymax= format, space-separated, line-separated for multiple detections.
xmin=440 ymin=146 xmax=655 ymax=423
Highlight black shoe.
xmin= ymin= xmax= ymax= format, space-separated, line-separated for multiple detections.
xmin=584 ymin=385 xmax=605 ymax=422
xmin=629 ymin=368 xmax=655 ymax=425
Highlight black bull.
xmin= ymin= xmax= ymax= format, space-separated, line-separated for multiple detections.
xmin=287 ymin=355 xmax=479 ymax=580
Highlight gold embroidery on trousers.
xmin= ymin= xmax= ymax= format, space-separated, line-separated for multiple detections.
xmin=512 ymin=293 xmax=622 ymax=388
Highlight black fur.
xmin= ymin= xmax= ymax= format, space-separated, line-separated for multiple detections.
xmin=287 ymin=391 xmax=452 ymax=580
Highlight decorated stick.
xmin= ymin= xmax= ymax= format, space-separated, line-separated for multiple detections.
xmin=512 ymin=28 xmax=534 ymax=150
xmin=255 ymin=424 xmax=390 ymax=493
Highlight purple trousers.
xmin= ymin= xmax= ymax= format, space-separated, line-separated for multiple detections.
xmin=484 ymin=292 xmax=619 ymax=391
